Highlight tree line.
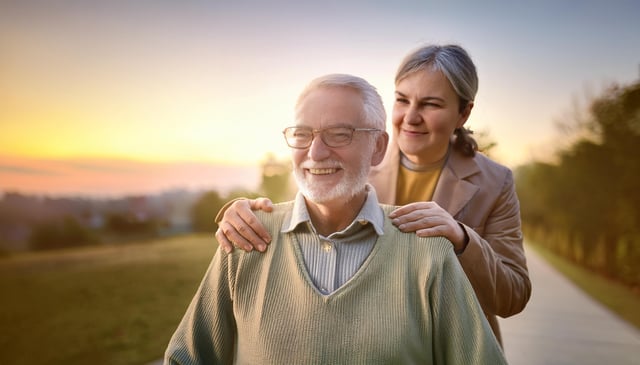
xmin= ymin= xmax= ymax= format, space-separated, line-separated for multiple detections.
xmin=0 ymin=155 xmax=295 ymax=254
xmin=515 ymin=79 xmax=640 ymax=288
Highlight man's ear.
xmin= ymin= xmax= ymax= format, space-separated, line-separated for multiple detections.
xmin=371 ymin=131 xmax=389 ymax=166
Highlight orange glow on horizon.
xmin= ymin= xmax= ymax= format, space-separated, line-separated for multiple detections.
xmin=0 ymin=155 xmax=265 ymax=197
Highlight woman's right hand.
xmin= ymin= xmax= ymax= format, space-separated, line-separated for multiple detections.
xmin=215 ymin=198 xmax=274 ymax=253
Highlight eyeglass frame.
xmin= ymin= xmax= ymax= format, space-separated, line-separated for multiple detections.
xmin=282 ymin=125 xmax=382 ymax=149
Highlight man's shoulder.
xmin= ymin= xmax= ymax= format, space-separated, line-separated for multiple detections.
xmin=254 ymin=201 xmax=294 ymax=218
xmin=251 ymin=201 xmax=294 ymax=237
xmin=378 ymin=204 xmax=454 ymax=256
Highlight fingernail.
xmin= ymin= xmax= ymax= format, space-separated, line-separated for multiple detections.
xmin=257 ymin=244 xmax=266 ymax=252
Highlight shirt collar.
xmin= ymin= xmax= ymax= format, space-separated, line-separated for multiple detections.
xmin=282 ymin=183 xmax=384 ymax=236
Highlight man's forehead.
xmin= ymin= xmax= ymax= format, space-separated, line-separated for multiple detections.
xmin=297 ymin=87 xmax=363 ymax=114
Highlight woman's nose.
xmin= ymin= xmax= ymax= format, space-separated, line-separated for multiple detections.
xmin=404 ymin=106 xmax=422 ymax=125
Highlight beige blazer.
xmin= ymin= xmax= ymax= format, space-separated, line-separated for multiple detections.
xmin=369 ymin=139 xmax=531 ymax=344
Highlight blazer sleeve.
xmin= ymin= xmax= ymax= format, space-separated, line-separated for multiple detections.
xmin=458 ymin=169 xmax=532 ymax=318
xmin=164 ymin=250 xmax=236 ymax=365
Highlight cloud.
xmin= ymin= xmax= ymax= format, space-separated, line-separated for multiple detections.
xmin=0 ymin=163 xmax=60 ymax=176
xmin=0 ymin=155 xmax=261 ymax=197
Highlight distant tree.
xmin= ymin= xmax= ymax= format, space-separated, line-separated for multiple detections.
xmin=105 ymin=212 xmax=159 ymax=235
xmin=259 ymin=154 xmax=295 ymax=203
xmin=29 ymin=216 xmax=97 ymax=250
xmin=191 ymin=190 xmax=227 ymax=232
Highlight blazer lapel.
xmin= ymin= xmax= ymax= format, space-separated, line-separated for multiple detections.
xmin=433 ymin=150 xmax=480 ymax=218
xmin=368 ymin=138 xmax=400 ymax=205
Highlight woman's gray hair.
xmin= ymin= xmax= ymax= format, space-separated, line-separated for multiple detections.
xmin=395 ymin=44 xmax=478 ymax=112
xmin=295 ymin=73 xmax=386 ymax=130
xmin=396 ymin=44 xmax=480 ymax=156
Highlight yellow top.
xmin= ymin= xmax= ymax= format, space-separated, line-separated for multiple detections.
xmin=395 ymin=153 xmax=447 ymax=206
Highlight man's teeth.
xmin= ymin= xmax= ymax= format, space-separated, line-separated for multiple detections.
xmin=309 ymin=168 xmax=337 ymax=175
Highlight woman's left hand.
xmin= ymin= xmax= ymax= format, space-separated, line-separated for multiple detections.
xmin=389 ymin=201 xmax=468 ymax=252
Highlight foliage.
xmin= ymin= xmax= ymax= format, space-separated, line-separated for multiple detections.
xmin=516 ymin=80 xmax=640 ymax=287
xmin=105 ymin=212 xmax=162 ymax=235
xmin=29 ymin=216 xmax=98 ymax=250
xmin=190 ymin=191 xmax=227 ymax=232
xmin=189 ymin=188 xmax=261 ymax=233
xmin=259 ymin=154 xmax=296 ymax=203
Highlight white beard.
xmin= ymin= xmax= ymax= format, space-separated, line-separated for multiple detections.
xmin=294 ymin=157 xmax=370 ymax=204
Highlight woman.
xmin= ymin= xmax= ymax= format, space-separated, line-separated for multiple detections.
xmin=214 ymin=44 xmax=531 ymax=344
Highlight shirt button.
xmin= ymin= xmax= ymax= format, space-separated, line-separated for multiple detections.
xmin=322 ymin=241 xmax=332 ymax=252
xmin=358 ymin=219 xmax=367 ymax=225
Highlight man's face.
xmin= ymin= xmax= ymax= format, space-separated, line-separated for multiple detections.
xmin=292 ymin=86 xmax=375 ymax=205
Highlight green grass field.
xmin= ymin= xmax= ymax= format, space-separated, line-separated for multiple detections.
xmin=0 ymin=235 xmax=216 ymax=365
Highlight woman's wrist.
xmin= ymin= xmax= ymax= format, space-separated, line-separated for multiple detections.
xmin=453 ymin=223 xmax=470 ymax=255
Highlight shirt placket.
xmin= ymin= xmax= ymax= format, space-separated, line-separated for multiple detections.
xmin=319 ymin=238 xmax=337 ymax=294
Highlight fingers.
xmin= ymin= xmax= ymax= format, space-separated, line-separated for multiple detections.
xmin=216 ymin=199 xmax=272 ymax=253
xmin=415 ymin=225 xmax=451 ymax=238
xmin=391 ymin=207 xmax=445 ymax=228
xmin=389 ymin=201 xmax=432 ymax=218
xmin=391 ymin=205 xmax=455 ymax=235
xmin=395 ymin=216 xmax=443 ymax=233
xmin=221 ymin=215 xmax=268 ymax=253
xmin=250 ymin=198 xmax=274 ymax=212
xmin=238 ymin=202 xmax=272 ymax=245
xmin=215 ymin=225 xmax=235 ymax=254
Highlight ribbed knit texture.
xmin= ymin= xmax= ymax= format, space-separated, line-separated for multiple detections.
xmin=164 ymin=203 xmax=507 ymax=365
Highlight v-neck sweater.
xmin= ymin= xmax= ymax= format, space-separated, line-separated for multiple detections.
xmin=165 ymin=203 xmax=506 ymax=365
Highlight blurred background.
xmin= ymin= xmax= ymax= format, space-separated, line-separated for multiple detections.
xmin=1 ymin=1 xmax=639 ymax=364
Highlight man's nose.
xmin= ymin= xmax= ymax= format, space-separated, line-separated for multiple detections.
xmin=308 ymin=135 xmax=331 ymax=161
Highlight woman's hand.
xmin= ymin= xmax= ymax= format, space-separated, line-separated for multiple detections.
xmin=215 ymin=198 xmax=273 ymax=253
xmin=389 ymin=201 xmax=468 ymax=253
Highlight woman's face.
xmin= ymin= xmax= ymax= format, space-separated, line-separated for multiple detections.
xmin=392 ymin=68 xmax=472 ymax=165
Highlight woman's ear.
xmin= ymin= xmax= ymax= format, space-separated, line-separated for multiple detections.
xmin=456 ymin=101 xmax=474 ymax=129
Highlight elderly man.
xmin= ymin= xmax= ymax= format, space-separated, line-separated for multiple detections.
xmin=164 ymin=74 xmax=506 ymax=364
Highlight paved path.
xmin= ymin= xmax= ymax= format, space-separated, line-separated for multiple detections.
xmin=499 ymin=244 xmax=640 ymax=365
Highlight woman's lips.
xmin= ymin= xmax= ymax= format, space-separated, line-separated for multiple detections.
xmin=402 ymin=129 xmax=428 ymax=136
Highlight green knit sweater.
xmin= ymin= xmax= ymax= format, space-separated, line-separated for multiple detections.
xmin=164 ymin=203 xmax=506 ymax=364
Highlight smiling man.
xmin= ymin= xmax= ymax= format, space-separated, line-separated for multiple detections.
xmin=164 ymin=74 xmax=506 ymax=364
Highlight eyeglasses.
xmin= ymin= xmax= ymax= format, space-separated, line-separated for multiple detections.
xmin=283 ymin=126 xmax=382 ymax=149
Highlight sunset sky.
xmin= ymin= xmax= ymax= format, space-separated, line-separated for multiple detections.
xmin=1 ymin=0 xmax=639 ymax=197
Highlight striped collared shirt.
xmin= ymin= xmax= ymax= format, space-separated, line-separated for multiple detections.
xmin=281 ymin=184 xmax=384 ymax=295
